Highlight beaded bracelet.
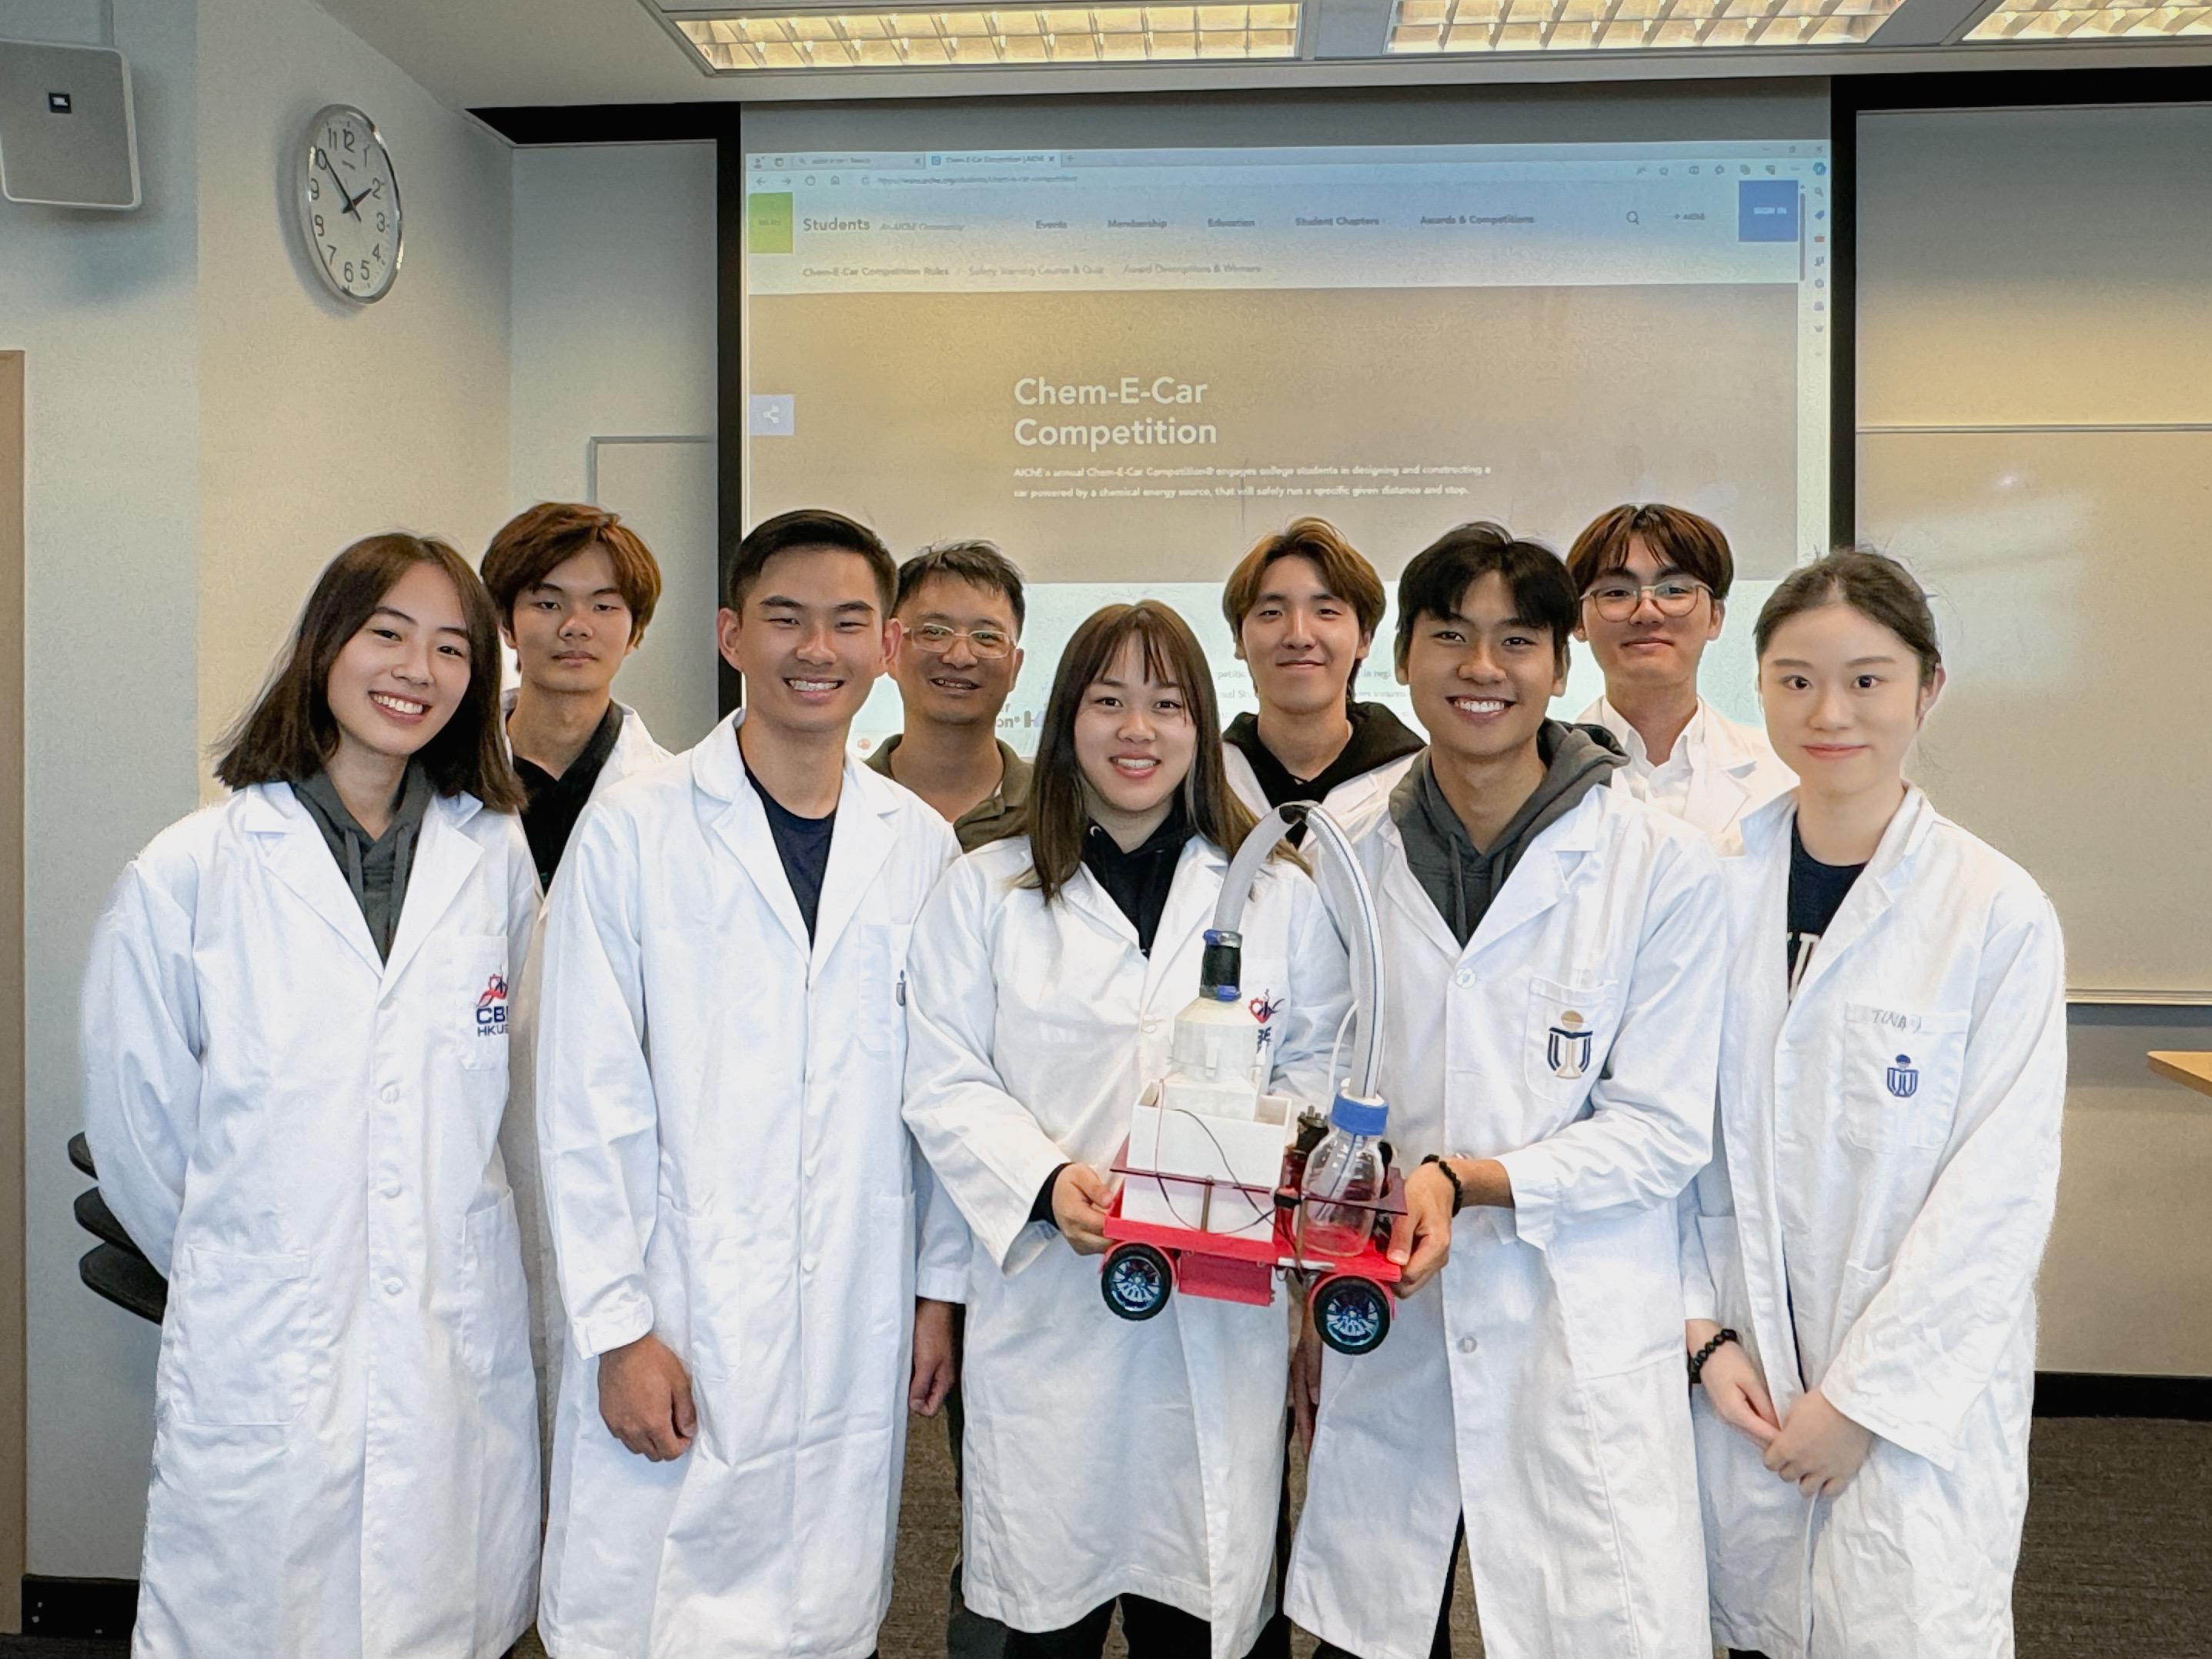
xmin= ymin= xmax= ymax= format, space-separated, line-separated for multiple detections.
xmin=1687 ymin=1327 xmax=1739 ymax=1387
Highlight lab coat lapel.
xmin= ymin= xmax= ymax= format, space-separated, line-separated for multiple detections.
xmin=1459 ymin=794 xmax=1600 ymax=969
xmin=246 ymin=786 xmax=383 ymax=975
xmin=1785 ymin=788 xmax=1935 ymax=1014
xmin=1683 ymin=708 xmax=1754 ymax=836
xmin=1141 ymin=840 xmax=1226 ymax=1010
xmin=809 ymin=762 xmax=895 ymax=973
xmin=1064 ymin=863 xmax=1141 ymax=953
xmin=695 ymin=715 xmax=811 ymax=958
xmin=383 ymin=794 xmax=485 ymax=991
xmin=1376 ymin=816 xmax=1464 ymax=966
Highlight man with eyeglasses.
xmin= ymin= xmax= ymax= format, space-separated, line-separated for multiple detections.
xmin=870 ymin=541 xmax=1031 ymax=856
xmin=1566 ymin=503 xmax=1798 ymax=844
xmin=870 ymin=538 xmax=1030 ymax=1659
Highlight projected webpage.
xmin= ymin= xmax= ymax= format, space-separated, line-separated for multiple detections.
xmin=739 ymin=140 xmax=1831 ymax=755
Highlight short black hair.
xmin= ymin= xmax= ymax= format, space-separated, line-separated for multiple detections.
xmin=894 ymin=539 xmax=1027 ymax=634
xmin=723 ymin=508 xmax=895 ymax=615
xmin=1395 ymin=521 xmax=1577 ymax=674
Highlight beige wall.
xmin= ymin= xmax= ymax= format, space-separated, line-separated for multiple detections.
xmin=1857 ymin=103 xmax=2212 ymax=1377
xmin=2 ymin=351 xmax=26 ymax=1631
xmin=194 ymin=0 xmax=513 ymax=777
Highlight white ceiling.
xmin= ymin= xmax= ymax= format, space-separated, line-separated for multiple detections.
xmin=309 ymin=0 xmax=2212 ymax=114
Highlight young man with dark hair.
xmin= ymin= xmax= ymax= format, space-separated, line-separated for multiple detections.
xmin=533 ymin=508 xmax=967 ymax=1659
xmin=1221 ymin=518 xmax=1423 ymax=837
xmin=871 ymin=540 xmax=1031 ymax=853
xmin=480 ymin=500 xmax=672 ymax=886
xmin=1285 ymin=523 xmax=1727 ymax=1659
xmin=1565 ymin=502 xmax=1796 ymax=843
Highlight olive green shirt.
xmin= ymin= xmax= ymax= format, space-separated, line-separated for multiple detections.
xmin=866 ymin=735 xmax=1032 ymax=853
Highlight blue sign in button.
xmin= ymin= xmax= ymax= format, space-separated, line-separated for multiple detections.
xmin=1738 ymin=179 xmax=1799 ymax=242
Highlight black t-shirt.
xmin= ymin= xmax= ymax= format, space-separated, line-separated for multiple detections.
xmin=1786 ymin=822 xmax=1866 ymax=996
xmin=513 ymin=703 xmax=623 ymax=890
xmin=1221 ymin=702 xmax=1426 ymax=845
xmin=1081 ymin=799 xmax=1192 ymax=956
xmin=748 ymin=769 xmax=837 ymax=939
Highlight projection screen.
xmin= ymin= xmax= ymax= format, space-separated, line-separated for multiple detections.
xmin=737 ymin=87 xmax=1833 ymax=753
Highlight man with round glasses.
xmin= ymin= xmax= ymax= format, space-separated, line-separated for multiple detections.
xmin=870 ymin=539 xmax=1032 ymax=854
xmin=868 ymin=537 xmax=1031 ymax=1659
xmin=1567 ymin=503 xmax=1796 ymax=844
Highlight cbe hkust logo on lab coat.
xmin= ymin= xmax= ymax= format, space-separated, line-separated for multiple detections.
xmin=476 ymin=973 xmax=509 ymax=1040
xmin=1546 ymin=1010 xmax=1593 ymax=1080
xmin=1886 ymin=1053 xmax=1919 ymax=1098
xmin=1250 ymin=992 xmax=1283 ymax=1053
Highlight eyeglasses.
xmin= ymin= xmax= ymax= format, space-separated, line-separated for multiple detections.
xmin=908 ymin=622 xmax=1015 ymax=660
xmin=1582 ymin=577 xmax=1711 ymax=623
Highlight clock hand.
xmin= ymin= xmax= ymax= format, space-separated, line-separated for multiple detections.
xmin=317 ymin=150 xmax=365 ymax=219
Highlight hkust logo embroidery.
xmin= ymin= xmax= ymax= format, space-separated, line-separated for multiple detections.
xmin=1886 ymin=1053 xmax=1919 ymax=1099
xmin=476 ymin=973 xmax=509 ymax=1039
xmin=1547 ymin=1010 xmax=1593 ymax=1080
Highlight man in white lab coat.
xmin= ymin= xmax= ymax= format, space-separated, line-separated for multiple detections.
xmin=1220 ymin=517 xmax=1423 ymax=835
xmin=1565 ymin=502 xmax=1796 ymax=846
xmin=533 ymin=508 xmax=967 ymax=1659
xmin=482 ymin=499 xmax=676 ymax=1464
xmin=1286 ymin=522 xmax=1726 ymax=1659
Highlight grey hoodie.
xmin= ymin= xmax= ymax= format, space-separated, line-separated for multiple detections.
xmin=1390 ymin=720 xmax=1626 ymax=947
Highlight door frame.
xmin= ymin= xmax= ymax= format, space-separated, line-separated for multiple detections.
xmin=2 ymin=349 xmax=25 ymax=1632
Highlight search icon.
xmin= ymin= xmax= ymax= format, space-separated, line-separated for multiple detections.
xmin=1626 ymin=210 xmax=1640 ymax=225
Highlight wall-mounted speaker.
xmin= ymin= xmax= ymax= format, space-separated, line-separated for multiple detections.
xmin=0 ymin=39 xmax=141 ymax=211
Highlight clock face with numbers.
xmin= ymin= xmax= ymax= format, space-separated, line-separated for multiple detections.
xmin=296 ymin=105 xmax=402 ymax=304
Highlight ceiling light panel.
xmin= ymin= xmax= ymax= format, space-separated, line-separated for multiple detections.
xmin=1963 ymin=0 xmax=2212 ymax=39
xmin=1386 ymin=0 xmax=1906 ymax=52
xmin=673 ymin=5 xmax=1302 ymax=68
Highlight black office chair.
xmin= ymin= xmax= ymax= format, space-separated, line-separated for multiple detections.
xmin=68 ymin=1133 xmax=166 ymax=1323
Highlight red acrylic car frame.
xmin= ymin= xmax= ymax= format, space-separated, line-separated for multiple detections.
xmin=1098 ymin=1142 xmax=1406 ymax=1355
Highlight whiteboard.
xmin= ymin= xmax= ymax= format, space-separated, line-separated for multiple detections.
xmin=1856 ymin=103 xmax=2212 ymax=1000
xmin=1857 ymin=431 xmax=2212 ymax=997
xmin=589 ymin=438 xmax=721 ymax=755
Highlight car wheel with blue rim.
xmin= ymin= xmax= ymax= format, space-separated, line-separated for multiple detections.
xmin=1311 ymin=1275 xmax=1391 ymax=1355
xmin=1100 ymin=1243 xmax=1174 ymax=1321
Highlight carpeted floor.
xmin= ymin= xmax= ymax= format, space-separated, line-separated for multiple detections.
xmin=11 ymin=1415 xmax=2207 ymax=1657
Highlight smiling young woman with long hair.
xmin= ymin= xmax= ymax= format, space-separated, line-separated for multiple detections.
xmin=1683 ymin=550 xmax=2067 ymax=1659
xmin=81 ymin=534 xmax=540 ymax=1659
xmin=901 ymin=600 xmax=1351 ymax=1659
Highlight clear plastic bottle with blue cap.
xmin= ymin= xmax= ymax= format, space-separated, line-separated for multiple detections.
xmin=1300 ymin=1092 xmax=1388 ymax=1257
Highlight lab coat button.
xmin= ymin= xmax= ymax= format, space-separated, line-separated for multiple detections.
xmin=801 ymin=1256 xmax=818 ymax=1277
xmin=380 ymin=1083 xmax=399 ymax=1103
xmin=383 ymin=1277 xmax=403 ymax=1297
xmin=1453 ymin=969 xmax=1473 ymax=989
xmin=1458 ymin=1335 xmax=1478 ymax=1355
xmin=379 ymin=1180 xmax=401 ymax=1200
xmin=1141 ymin=1018 xmax=1159 ymax=1034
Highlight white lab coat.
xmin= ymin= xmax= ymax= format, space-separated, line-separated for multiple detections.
xmin=1682 ymin=789 xmax=2067 ymax=1659
xmin=1578 ymin=695 xmax=1798 ymax=846
xmin=1287 ymin=780 xmax=1724 ymax=1659
xmin=1222 ymin=741 xmax=1418 ymax=835
xmin=903 ymin=835 xmax=1351 ymax=1657
xmin=499 ymin=693 xmax=673 ymax=1457
xmin=533 ymin=712 xmax=968 ymax=1659
xmin=82 ymin=783 xmax=541 ymax=1659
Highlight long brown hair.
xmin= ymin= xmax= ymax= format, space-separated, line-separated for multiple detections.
xmin=214 ymin=533 xmax=525 ymax=811
xmin=1018 ymin=600 xmax=1257 ymax=903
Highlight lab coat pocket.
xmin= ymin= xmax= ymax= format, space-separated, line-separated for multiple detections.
xmin=1546 ymin=1206 xmax=1678 ymax=1380
xmin=858 ymin=923 xmax=915 ymax=1056
xmin=1841 ymin=1005 xmax=1970 ymax=1153
xmin=451 ymin=933 xmax=512 ymax=1072
xmin=1522 ymin=976 xmax=1616 ymax=1099
xmin=161 ymin=1246 xmax=311 ymax=1427
xmin=459 ymin=1191 xmax=532 ymax=1383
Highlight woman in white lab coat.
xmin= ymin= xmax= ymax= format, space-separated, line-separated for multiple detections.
xmin=1567 ymin=503 xmax=1797 ymax=843
xmin=82 ymin=535 xmax=541 ymax=1659
xmin=903 ymin=600 xmax=1352 ymax=1659
xmin=1683 ymin=549 xmax=2067 ymax=1659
